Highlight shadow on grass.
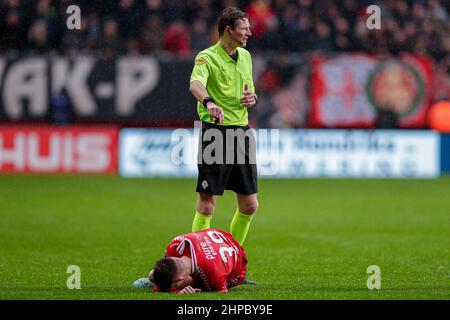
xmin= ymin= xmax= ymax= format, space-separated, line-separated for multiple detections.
xmin=2 ymin=285 xmax=449 ymax=300
xmin=2 ymin=287 xmax=148 ymax=293
xmin=5 ymin=284 xmax=450 ymax=293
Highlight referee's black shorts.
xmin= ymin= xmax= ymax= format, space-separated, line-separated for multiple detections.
xmin=196 ymin=121 xmax=258 ymax=196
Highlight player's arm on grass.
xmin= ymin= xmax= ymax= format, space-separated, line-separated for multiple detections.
xmin=178 ymin=286 xmax=202 ymax=294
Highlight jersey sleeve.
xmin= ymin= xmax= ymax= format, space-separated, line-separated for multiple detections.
xmin=190 ymin=53 xmax=210 ymax=87
xmin=165 ymin=237 xmax=184 ymax=257
xmin=248 ymin=53 xmax=255 ymax=93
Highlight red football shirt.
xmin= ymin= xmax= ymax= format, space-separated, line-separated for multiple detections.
xmin=164 ymin=228 xmax=248 ymax=292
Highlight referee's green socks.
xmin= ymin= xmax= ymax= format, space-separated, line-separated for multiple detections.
xmin=230 ymin=209 xmax=254 ymax=246
xmin=192 ymin=211 xmax=212 ymax=232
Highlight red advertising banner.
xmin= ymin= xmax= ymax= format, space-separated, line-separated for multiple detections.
xmin=310 ymin=54 xmax=433 ymax=128
xmin=0 ymin=126 xmax=118 ymax=174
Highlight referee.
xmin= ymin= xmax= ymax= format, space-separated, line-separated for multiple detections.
xmin=189 ymin=7 xmax=258 ymax=246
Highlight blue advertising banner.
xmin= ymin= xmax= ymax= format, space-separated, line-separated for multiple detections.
xmin=119 ymin=129 xmax=440 ymax=179
xmin=440 ymin=134 xmax=450 ymax=173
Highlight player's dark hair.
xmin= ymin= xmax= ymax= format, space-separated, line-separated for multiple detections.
xmin=218 ymin=7 xmax=247 ymax=36
xmin=153 ymin=258 xmax=178 ymax=291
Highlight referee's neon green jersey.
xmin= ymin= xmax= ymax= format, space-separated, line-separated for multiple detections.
xmin=190 ymin=42 xmax=255 ymax=126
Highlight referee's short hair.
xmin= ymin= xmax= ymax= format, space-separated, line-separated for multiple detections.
xmin=218 ymin=7 xmax=247 ymax=36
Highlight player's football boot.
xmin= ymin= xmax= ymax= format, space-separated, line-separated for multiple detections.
xmin=132 ymin=277 xmax=154 ymax=289
xmin=241 ymin=278 xmax=257 ymax=285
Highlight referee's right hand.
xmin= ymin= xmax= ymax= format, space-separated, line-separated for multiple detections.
xmin=206 ymin=101 xmax=224 ymax=124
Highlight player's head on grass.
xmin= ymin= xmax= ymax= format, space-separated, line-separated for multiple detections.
xmin=218 ymin=7 xmax=251 ymax=48
xmin=152 ymin=257 xmax=193 ymax=292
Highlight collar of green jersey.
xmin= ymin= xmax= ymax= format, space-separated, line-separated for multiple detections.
xmin=215 ymin=42 xmax=239 ymax=64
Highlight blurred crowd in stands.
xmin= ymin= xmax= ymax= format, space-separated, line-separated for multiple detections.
xmin=1 ymin=0 xmax=450 ymax=128
xmin=1 ymin=0 xmax=448 ymax=61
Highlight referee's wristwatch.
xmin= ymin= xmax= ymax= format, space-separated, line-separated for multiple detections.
xmin=202 ymin=96 xmax=215 ymax=108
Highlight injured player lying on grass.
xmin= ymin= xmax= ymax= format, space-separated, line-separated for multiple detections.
xmin=132 ymin=228 xmax=256 ymax=293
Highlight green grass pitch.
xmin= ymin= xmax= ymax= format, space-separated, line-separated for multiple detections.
xmin=0 ymin=175 xmax=449 ymax=300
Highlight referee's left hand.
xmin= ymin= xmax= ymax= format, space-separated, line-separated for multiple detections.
xmin=240 ymin=91 xmax=257 ymax=107
xmin=240 ymin=84 xmax=257 ymax=107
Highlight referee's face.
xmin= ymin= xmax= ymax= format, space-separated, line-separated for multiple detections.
xmin=229 ymin=18 xmax=252 ymax=47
